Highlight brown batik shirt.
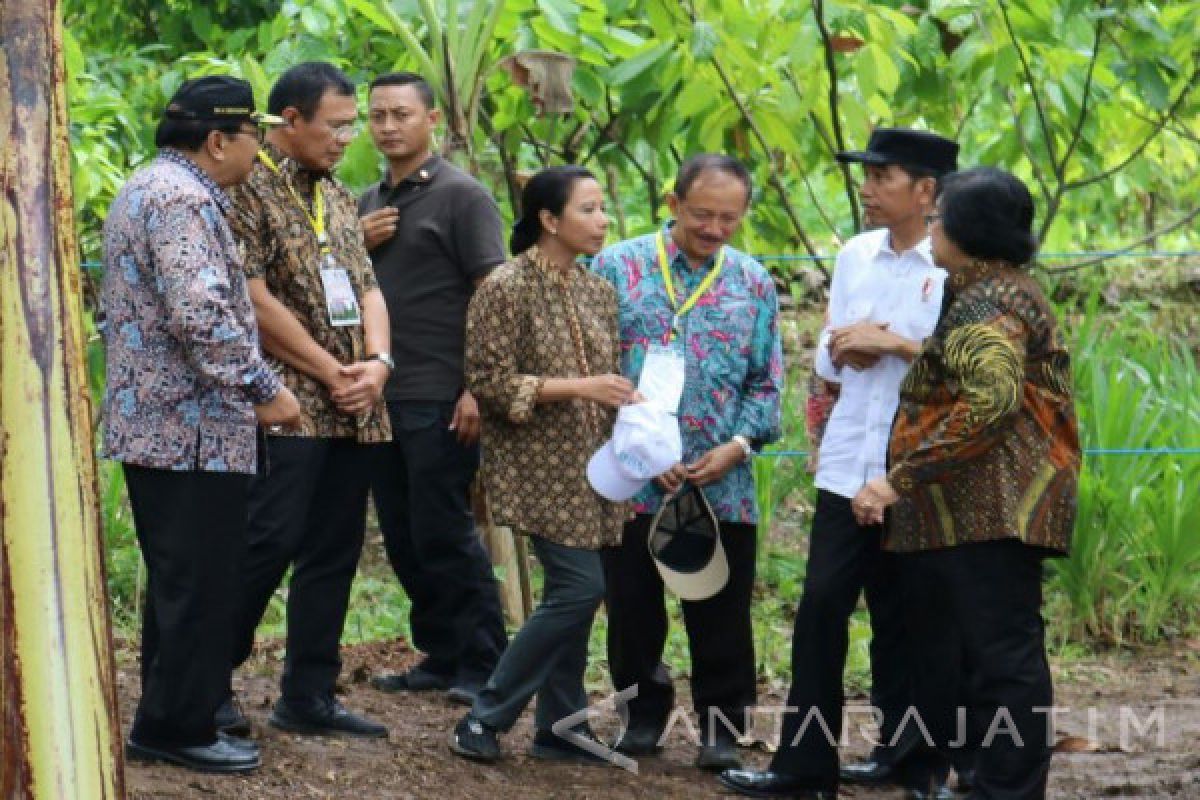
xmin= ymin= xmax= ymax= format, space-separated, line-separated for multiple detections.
xmin=465 ymin=247 xmax=630 ymax=549
xmin=227 ymin=144 xmax=389 ymax=442
xmin=885 ymin=264 xmax=1080 ymax=555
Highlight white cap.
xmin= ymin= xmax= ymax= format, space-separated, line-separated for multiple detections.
xmin=587 ymin=402 xmax=683 ymax=502
xmin=647 ymin=484 xmax=729 ymax=601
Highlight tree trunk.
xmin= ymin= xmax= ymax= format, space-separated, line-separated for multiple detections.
xmin=0 ymin=0 xmax=125 ymax=797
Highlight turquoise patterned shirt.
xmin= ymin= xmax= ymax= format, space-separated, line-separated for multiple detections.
xmin=592 ymin=225 xmax=784 ymax=523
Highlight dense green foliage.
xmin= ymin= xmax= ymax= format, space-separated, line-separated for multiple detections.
xmin=73 ymin=1 xmax=1199 ymax=670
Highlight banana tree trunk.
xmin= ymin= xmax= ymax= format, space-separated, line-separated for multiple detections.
xmin=1 ymin=1 xmax=125 ymax=797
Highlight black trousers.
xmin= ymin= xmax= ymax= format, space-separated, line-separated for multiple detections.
xmin=232 ymin=436 xmax=373 ymax=700
xmin=770 ymin=490 xmax=944 ymax=789
xmin=602 ymin=513 xmax=757 ymax=741
xmin=124 ymin=463 xmax=249 ymax=747
xmin=370 ymin=401 xmax=506 ymax=685
xmin=900 ymin=539 xmax=1054 ymax=800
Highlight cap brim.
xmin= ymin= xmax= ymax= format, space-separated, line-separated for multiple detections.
xmin=587 ymin=440 xmax=647 ymax=502
xmin=835 ymin=149 xmax=892 ymax=165
xmin=650 ymin=530 xmax=729 ymax=601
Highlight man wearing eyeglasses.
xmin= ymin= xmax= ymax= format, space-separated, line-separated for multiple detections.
xmin=720 ymin=129 xmax=959 ymax=800
xmin=223 ymin=61 xmax=393 ymax=739
xmin=592 ymin=153 xmax=783 ymax=773
xmin=101 ymin=76 xmax=301 ymax=773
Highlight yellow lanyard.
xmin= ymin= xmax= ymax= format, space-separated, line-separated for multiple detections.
xmin=656 ymin=231 xmax=724 ymax=342
xmin=257 ymin=150 xmax=330 ymax=255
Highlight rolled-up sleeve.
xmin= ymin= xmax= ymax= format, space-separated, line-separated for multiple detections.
xmin=465 ymin=274 xmax=543 ymax=424
xmin=151 ymin=196 xmax=281 ymax=405
xmin=732 ymin=271 xmax=784 ymax=446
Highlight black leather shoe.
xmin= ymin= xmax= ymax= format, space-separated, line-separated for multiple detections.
xmin=269 ymin=695 xmax=388 ymax=738
xmin=695 ymin=739 xmax=742 ymax=772
xmin=449 ymin=714 xmax=501 ymax=763
xmin=446 ymin=682 xmax=481 ymax=707
xmin=716 ymin=769 xmax=835 ymax=799
xmin=217 ymin=732 xmax=259 ymax=755
xmin=215 ymin=694 xmax=251 ymax=737
xmin=530 ymin=728 xmax=610 ymax=766
xmin=907 ymin=786 xmax=955 ymax=800
xmin=126 ymin=736 xmax=260 ymax=774
xmin=371 ymin=664 xmax=451 ymax=693
xmin=840 ymin=757 xmax=897 ymax=785
xmin=614 ymin=725 xmax=662 ymax=755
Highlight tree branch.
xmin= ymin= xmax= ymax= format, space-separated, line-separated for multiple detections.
xmin=1000 ymin=3 xmax=1059 ymax=174
xmin=808 ymin=1 xmax=860 ymax=231
xmin=1039 ymin=205 xmax=1200 ymax=273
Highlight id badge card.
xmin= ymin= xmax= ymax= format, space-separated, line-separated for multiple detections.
xmin=319 ymin=265 xmax=362 ymax=327
xmin=638 ymin=342 xmax=686 ymax=413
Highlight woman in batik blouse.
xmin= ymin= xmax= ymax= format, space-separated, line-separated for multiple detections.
xmin=852 ymin=167 xmax=1080 ymax=799
xmin=449 ymin=166 xmax=633 ymax=765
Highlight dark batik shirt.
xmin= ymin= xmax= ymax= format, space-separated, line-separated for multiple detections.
xmin=885 ymin=264 xmax=1080 ymax=555
xmin=226 ymin=144 xmax=389 ymax=442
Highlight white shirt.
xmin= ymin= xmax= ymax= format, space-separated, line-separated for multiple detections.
xmin=814 ymin=228 xmax=945 ymax=499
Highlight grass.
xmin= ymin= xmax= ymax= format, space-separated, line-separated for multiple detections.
xmin=98 ymin=286 xmax=1200 ymax=698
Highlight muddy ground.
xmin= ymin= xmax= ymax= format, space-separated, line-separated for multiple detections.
xmin=120 ymin=636 xmax=1199 ymax=799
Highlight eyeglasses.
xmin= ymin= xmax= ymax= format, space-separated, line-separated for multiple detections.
xmin=679 ymin=204 xmax=744 ymax=228
xmin=230 ymin=126 xmax=266 ymax=144
xmin=326 ymin=122 xmax=361 ymax=142
xmin=924 ymin=212 xmax=943 ymax=226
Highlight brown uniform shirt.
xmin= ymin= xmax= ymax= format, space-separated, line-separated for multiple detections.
xmin=227 ymin=144 xmax=390 ymax=442
xmin=465 ymin=248 xmax=629 ymax=549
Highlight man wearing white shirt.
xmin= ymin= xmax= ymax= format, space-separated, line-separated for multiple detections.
xmin=721 ymin=129 xmax=957 ymax=800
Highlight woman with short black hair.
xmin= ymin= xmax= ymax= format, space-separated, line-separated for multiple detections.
xmin=850 ymin=166 xmax=1080 ymax=799
xmin=449 ymin=166 xmax=633 ymax=765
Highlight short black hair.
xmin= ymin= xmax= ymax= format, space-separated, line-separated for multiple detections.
xmin=154 ymin=118 xmax=242 ymax=151
xmin=674 ymin=154 xmax=752 ymax=206
xmin=938 ymin=167 xmax=1038 ymax=266
xmin=267 ymin=61 xmax=355 ymax=119
xmin=368 ymin=71 xmax=436 ymax=110
xmin=892 ymin=162 xmax=945 ymax=193
xmin=510 ymin=165 xmax=596 ymax=255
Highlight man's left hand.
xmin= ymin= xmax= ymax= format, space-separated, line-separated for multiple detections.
xmin=449 ymin=390 xmax=482 ymax=445
xmin=687 ymin=442 xmax=745 ymax=486
xmin=332 ymin=360 xmax=389 ymax=415
xmin=851 ymin=476 xmax=900 ymax=526
xmin=830 ymin=321 xmax=895 ymax=367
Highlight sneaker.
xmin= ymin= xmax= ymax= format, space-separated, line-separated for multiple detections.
xmin=215 ymin=694 xmax=251 ymax=737
xmin=268 ymin=695 xmax=388 ymax=738
xmin=530 ymin=728 xmax=612 ymax=766
xmin=449 ymin=714 xmax=500 ymax=763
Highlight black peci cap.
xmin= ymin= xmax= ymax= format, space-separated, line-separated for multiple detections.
xmin=836 ymin=128 xmax=959 ymax=175
xmin=163 ymin=76 xmax=281 ymax=126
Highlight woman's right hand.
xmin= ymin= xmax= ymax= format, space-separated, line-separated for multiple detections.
xmin=578 ymin=374 xmax=636 ymax=408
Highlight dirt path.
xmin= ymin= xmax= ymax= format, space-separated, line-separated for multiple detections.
xmin=120 ymin=640 xmax=1199 ymax=799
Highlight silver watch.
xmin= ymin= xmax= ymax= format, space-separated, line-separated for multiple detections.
xmin=731 ymin=435 xmax=755 ymax=462
xmin=369 ymin=352 xmax=395 ymax=371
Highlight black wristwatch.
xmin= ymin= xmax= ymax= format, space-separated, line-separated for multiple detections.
xmin=368 ymin=352 xmax=395 ymax=371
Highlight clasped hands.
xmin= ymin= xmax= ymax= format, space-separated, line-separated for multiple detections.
xmin=829 ymin=320 xmax=894 ymax=371
xmin=850 ymin=476 xmax=900 ymax=526
xmin=328 ymin=359 xmax=389 ymax=416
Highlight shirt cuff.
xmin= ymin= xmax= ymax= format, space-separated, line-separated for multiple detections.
xmin=813 ymin=331 xmax=842 ymax=382
xmin=245 ymin=363 xmax=282 ymax=406
xmin=508 ymin=375 xmax=544 ymax=424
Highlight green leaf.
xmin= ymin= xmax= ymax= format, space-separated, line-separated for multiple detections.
xmin=605 ymin=41 xmax=674 ymax=87
xmin=690 ymin=20 xmax=718 ymax=60
xmin=1134 ymin=61 xmax=1170 ymax=110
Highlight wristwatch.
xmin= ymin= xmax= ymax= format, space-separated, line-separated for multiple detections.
xmin=731 ymin=435 xmax=755 ymax=462
xmin=368 ymin=352 xmax=395 ymax=371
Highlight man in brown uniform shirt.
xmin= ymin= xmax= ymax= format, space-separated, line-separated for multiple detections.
xmin=223 ymin=62 xmax=392 ymax=738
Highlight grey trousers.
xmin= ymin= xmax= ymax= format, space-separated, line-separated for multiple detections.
xmin=472 ymin=535 xmax=605 ymax=733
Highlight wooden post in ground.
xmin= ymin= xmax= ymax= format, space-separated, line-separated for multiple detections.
xmin=473 ymin=481 xmax=530 ymax=626
xmin=0 ymin=0 xmax=125 ymax=796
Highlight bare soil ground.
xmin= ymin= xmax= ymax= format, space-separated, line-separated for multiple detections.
xmin=120 ymin=638 xmax=1200 ymax=799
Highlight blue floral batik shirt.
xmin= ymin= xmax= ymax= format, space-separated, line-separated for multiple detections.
xmin=592 ymin=225 xmax=784 ymax=524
